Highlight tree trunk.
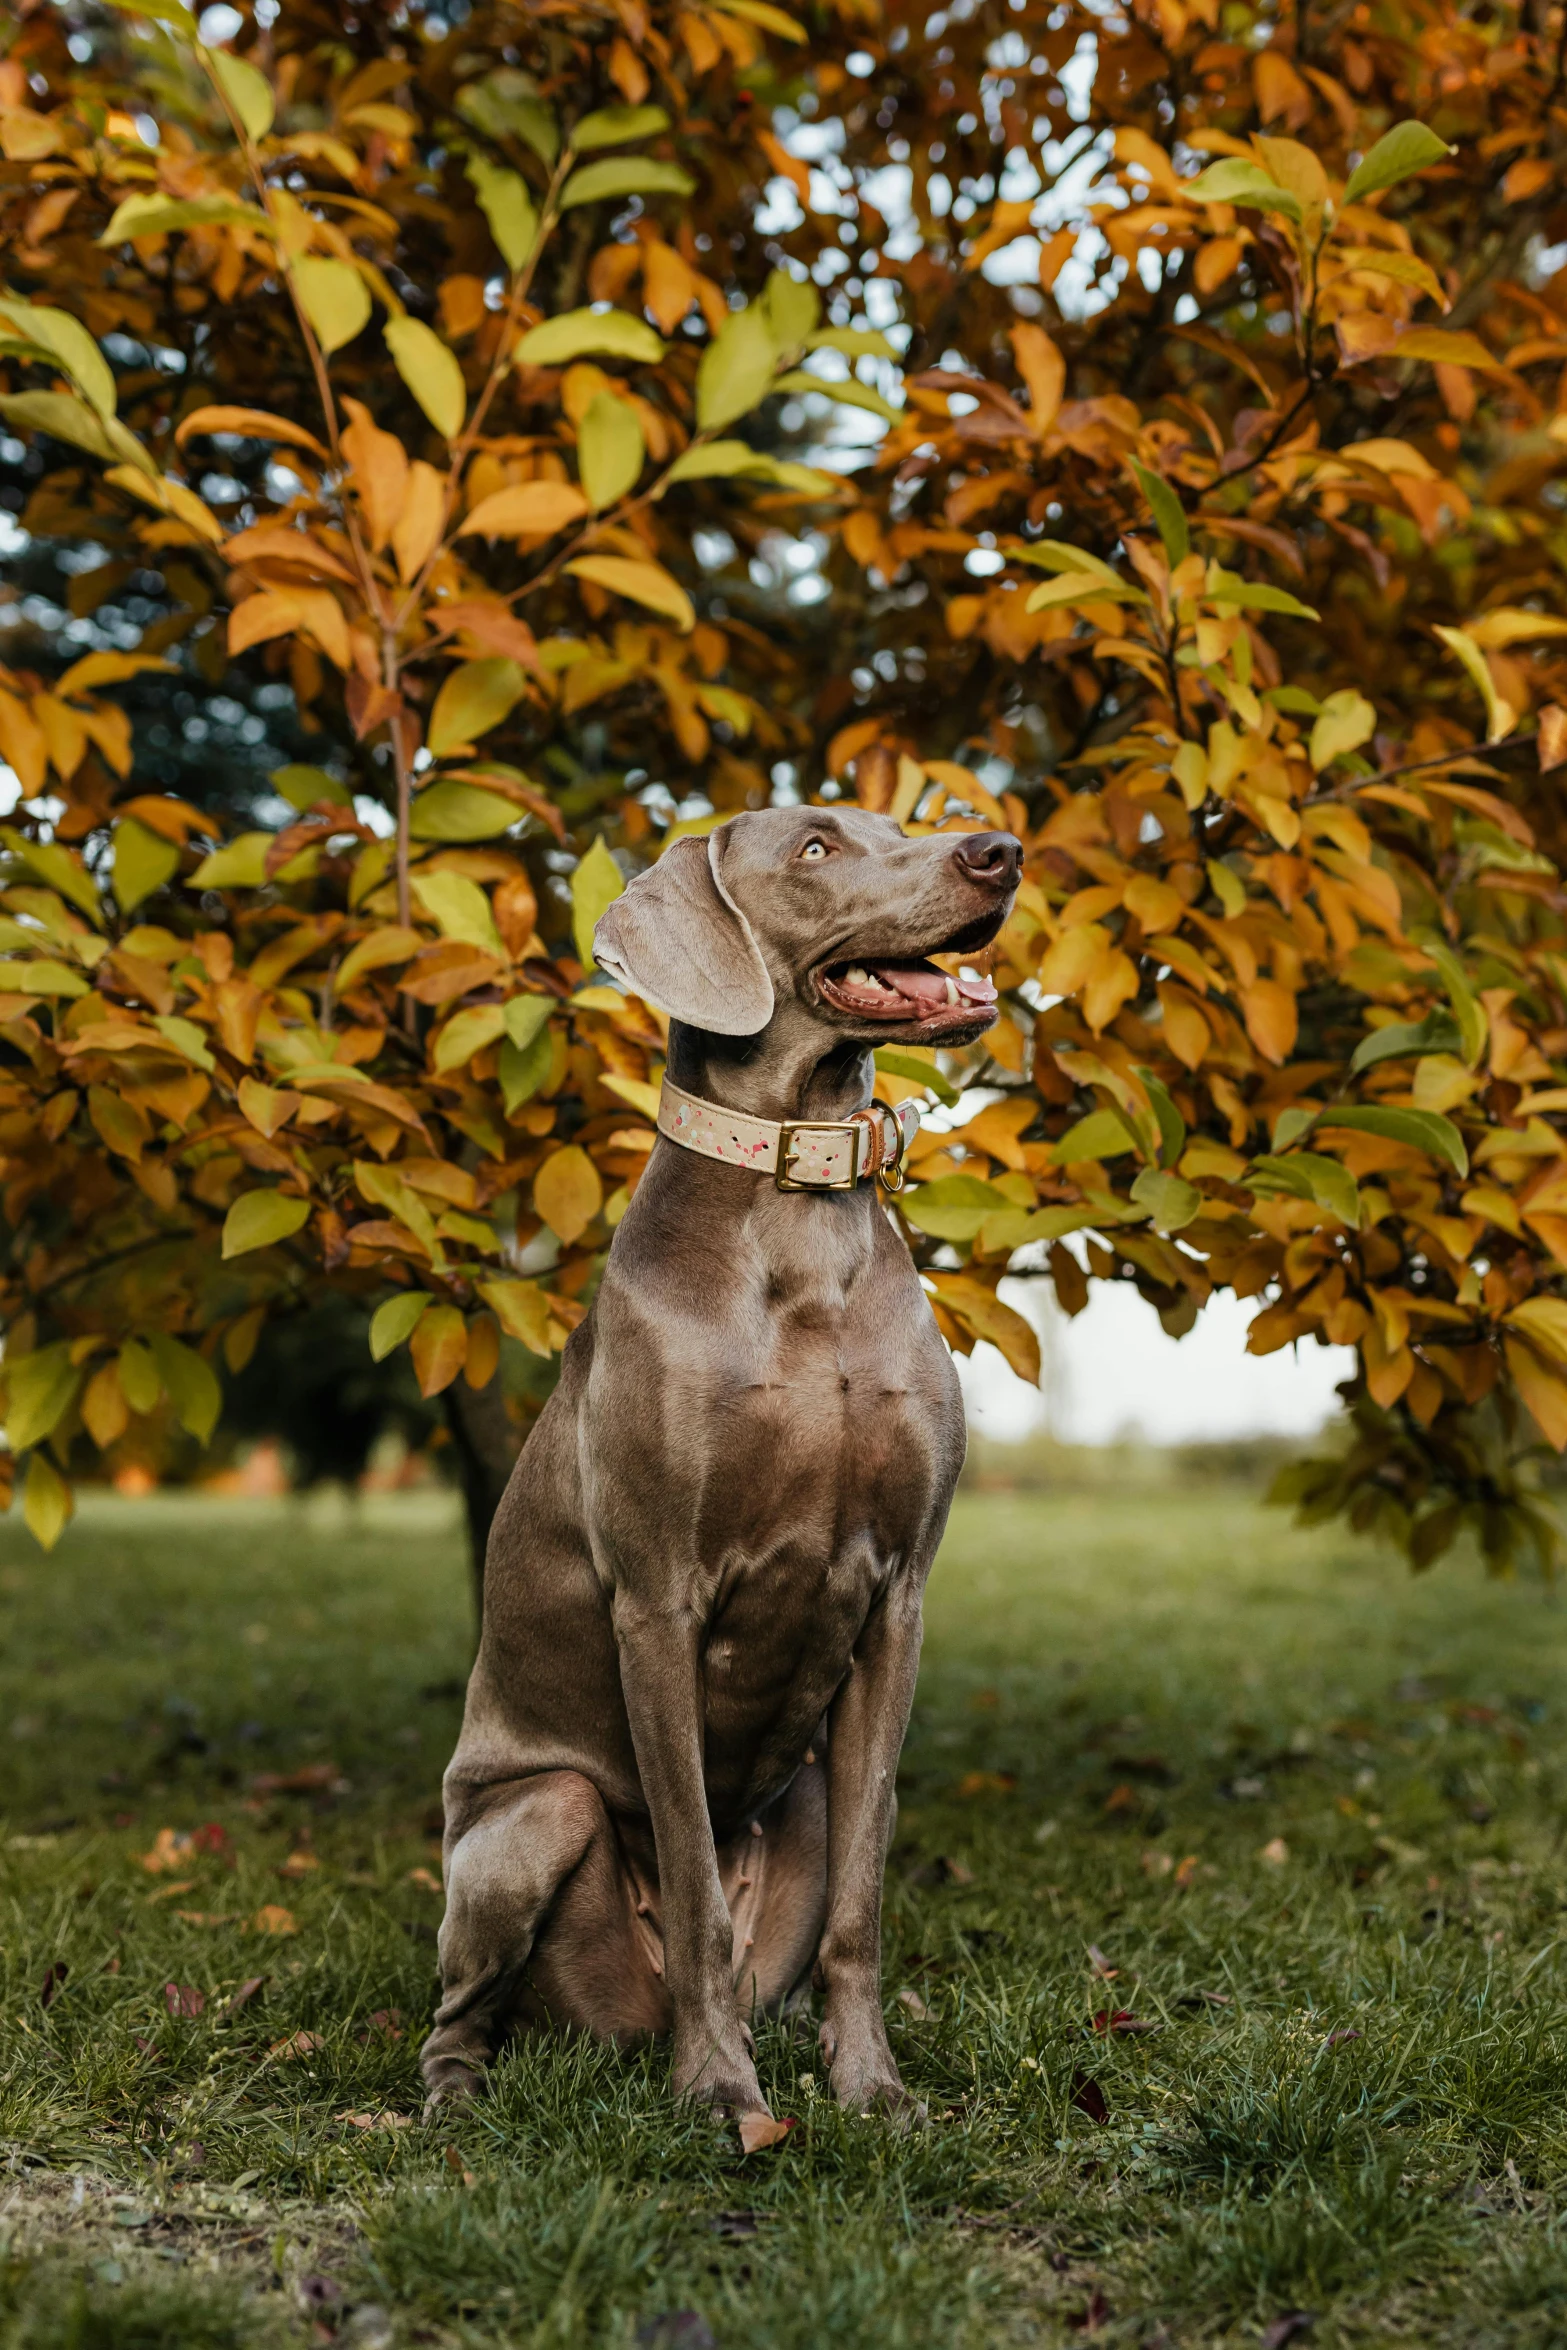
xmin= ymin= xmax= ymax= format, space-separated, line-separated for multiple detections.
xmin=443 ymin=1374 xmax=520 ymax=1632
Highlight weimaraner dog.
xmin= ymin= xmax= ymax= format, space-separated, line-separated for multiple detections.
xmin=421 ymin=805 xmax=1021 ymax=2121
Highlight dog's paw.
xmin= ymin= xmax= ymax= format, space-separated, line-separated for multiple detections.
xmin=419 ymin=2051 xmax=486 ymax=2119
xmin=672 ymin=2031 xmax=766 ymax=2117
xmin=821 ymin=2019 xmax=925 ymax=2127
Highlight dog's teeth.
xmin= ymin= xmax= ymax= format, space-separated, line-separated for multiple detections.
xmin=845 ymin=966 xmax=871 ymax=986
xmin=944 ymin=977 xmax=958 ymax=1004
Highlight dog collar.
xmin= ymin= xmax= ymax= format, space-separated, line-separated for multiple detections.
xmin=656 ymin=1076 xmax=920 ymax=1193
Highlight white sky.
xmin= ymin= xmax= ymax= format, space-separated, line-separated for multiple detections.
xmin=957 ymin=1279 xmax=1353 ymax=1446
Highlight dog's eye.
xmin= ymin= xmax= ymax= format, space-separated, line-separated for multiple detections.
xmin=800 ymin=838 xmax=828 ymax=861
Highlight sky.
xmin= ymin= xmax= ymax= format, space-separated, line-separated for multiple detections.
xmin=957 ymin=1279 xmax=1353 ymax=1446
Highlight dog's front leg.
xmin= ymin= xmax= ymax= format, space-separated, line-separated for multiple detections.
xmin=817 ymin=1580 xmax=925 ymax=2122
xmin=613 ymin=1598 xmax=769 ymax=2116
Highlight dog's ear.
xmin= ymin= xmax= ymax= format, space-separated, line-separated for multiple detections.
xmin=594 ymin=830 xmax=775 ymax=1035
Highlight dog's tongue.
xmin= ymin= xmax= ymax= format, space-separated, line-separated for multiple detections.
xmin=879 ymin=961 xmax=996 ymax=1012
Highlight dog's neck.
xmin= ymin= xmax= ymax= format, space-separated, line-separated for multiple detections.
xmin=666 ymin=1018 xmax=872 ymax=1126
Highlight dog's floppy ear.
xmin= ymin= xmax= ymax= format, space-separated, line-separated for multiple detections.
xmin=594 ymin=830 xmax=774 ymax=1035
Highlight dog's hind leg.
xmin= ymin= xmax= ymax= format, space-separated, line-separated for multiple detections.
xmin=420 ymin=1769 xmax=620 ymax=2110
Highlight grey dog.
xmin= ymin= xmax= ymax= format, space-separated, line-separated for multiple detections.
xmin=420 ymin=804 xmax=1022 ymax=2121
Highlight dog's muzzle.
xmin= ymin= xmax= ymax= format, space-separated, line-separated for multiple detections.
xmin=656 ymin=1077 xmax=919 ymax=1193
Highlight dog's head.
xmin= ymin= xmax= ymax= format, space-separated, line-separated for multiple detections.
xmin=594 ymin=806 xmax=1021 ymax=1047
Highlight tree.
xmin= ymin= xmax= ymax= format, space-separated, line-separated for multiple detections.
xmin=2 ymin=0 xmax=1567 ymax=1595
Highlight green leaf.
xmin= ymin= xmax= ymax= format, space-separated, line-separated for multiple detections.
xmin=190 ymin=831 xmax=270 ymax=889
xmin=272 ymin=763 xmax=353 ymax=810
xmin=772 ymin=370 xmax=902 ymax=423
xmin=0 ymin=391 xmax=122 ymax=466
xmin=222 ymin=1189 xmax=312 ymax=1257
xmin=386 ymin=316 xmax=466 ymax=440
xmin=412 ymin=870 xmax=504 ymax=955
xmin=112 ymin=817 xmax=180 ymax=913
xmin=1183 ymin=159 xmax=1302 ymax=220
xmin=1433 ymin=623 xmax=1515 ymax=743
xmin=872 ymin=1047 xmax=959 ymax=1106
xmin=118 ymin=1338 xmax=161 ymax=1414
xmin=572 ymin=837 xmax=625 ymax=969
xmin=504 ymin=995 xmax=554 ymax=1051
xmin=455 ymin=75 xmax=559 ymax=166
xmin=0 ymin=957 xmax=86 ymax=997
xmin=1315 ymin=1103 xmax=1468 ymax=1176
xmin=559 ymin=157 xmax=695 ymax=209
xmin=152 ymin=1015 xmax=215 ymax=1070
xmin=901 ymin=1174 xmax=1010 ymax=1241
xmin=1309 ymin=688 xmax=1377 ymax=769
xmin=572 ymin=103 xmax=672 ymax=149
xmin=464 ymin=152 xmax=539 ymax=271
xmin=805 ymin=326 xmax=895 ymax=361
xmin=0 ymin=297 xmax=116 ymax=422
xmin=434 ymin=1002 xmax=508 ymax=1073
xmin=1205 ymin=570 xmax=1320 ymax=620
xmin=515 ymin=308 xmax=665 ymax=367
xmin=147 ymin=1332 xmax=221 ymax=1444
xmin=1013 ymin=540 xmax=1124 ymax=585
xmin=409 ymin=780 xmax=524 ymax=841
xmin=1048 ymin=1109 xmax=1140 ymax=1164
xmin=696 ymin=305 xmax=781 ymax=431
xmin=426 ymin=658 xmax=528 ymax=759
xmin=1343 ymin=120 xmax=1454 ymax=208
xmin=578 ymin=391 xmax=644 ymax=510
xmin=370 ymin=1292 xmax=431 ymax=1361
xmin=1130 ymin=460 xmax=1189 ymax=566
xmin=0 ymin=829 xmax=103 ymax=925
xmin=98 ymin=192 xmax=264 ymax=244
xmin=6 ymin=1342 xmax=81 ymax=1452
xmin=1139 ymin=1070 xmax=1186 ymax=1166
xmin=762 ymin=268 xmax=821 ymax=354
xmin=101 ymin=0 xmax=200 ymax=33
xmin=498 ymin=1030 xmax=550 ymax=1113
xmin=661 ymin=439 xmax=835 ymax=494
xmin=23 ymin=1453 xmax=71 ymax=1552
xmin=205 ymin=46 xmax=275 ymax=141
xmin=1349 ymin=1013 xmax=1463 ymax=1075
xmin=292 ymin=255 xmax=371 ymax=354
xmin=1416 ymin=936 xmax=1489 ymax=1068
xmin=1247 ymin=1150 xmax=1361 ymax=1226
xmin=1130 ymin=1168 xmax=1202 ymax=1234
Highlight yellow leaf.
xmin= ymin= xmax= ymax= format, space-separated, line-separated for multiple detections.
xmin=392 ymin=460 xmax=447 ymax=581
xmin=409 ymin=1302 xmax=468 ymax=1396
xmin=222 ymin=1189 xmax=312 ymax=1257
xmin=477 ymin=1277 xmax=553 ymax=1354
xmin=1505 ymin=1336 xmax=1567 ymax=1450
xmin=459 ymin=481 xmax=590 ymax=538
xmin=426 ymin=657 xmax=529 ymax=757
xmin=565 ymin=554 xmax=695 ymax=631
xmin=292 ymin=255 xmax=371 ymax=354
xmin=578 ymin=391 xmax=645 ymax=510
xmin=534 ymin=1144 xmax=603 ymax=1245
xmin=385 ymin=316 xmax=466 ymax=440
xmin=112 ymin=817 xmax=180 ymax=913
xmin=23 ymin=1454 xmax=72 ymax=1552
xmin=433 ymin=1002 xmax=507 ymax=1072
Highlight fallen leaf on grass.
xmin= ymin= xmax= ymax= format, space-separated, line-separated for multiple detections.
xmin=1172 ymin=1854 xmax=1202 ymax=1888
xmin=1091 ymin=2009 xmax=1161 ymax=2036
xmin=278 ymin=1850 xmax=320 ymax=1879
xmin=1068 ymin=2288 xmax=1110 ymax=2334
xmin=956 ymin=1771 xmax=1016 ymax=1797
xmin=269 ymin=2029 xmax=323 ymax=2060
xmin=251 ymin=1904 xmax=297 ymax=1936
xmin=1259 ymin=1837 xmax=1291 ymax=1866
xmin=1199 ymin=1989 xmax=1233 ymax=2007
xmin=336 ymin=2109 xmax=411 ymax=2131
xmin=1102 ymin=1783 xmax=1138 ymax=1814
xmin=137 ymin=1828 xmax=193 ymax=1874
xmin=1140 ymin=1850 xmax=1173 ymax=1877
xmin=40 ymin=1961 xmax=68 ymax=2009
xmin=175 ymin=1910 xmax=240 ymax=1927
xmin=1070 ymin=2072 xmax=1109 ymax=2123
xmin=1323 ymin=2027 xmax=1362 ymax=2048
xmin=164 ymin=1982 xmax=205 ymax=2017
xmin=145 ymin=1880 xmax=197 ymax=1903
xmin=223 ymin=1976 xmax=267 ymax=2013
xmin=250 ymin=1763 xmax=346 ymax=1796
xmin=1086 ymin=1944 xmax=1118 ymax=1980
xmin=406 ymin=1866 xmax=443 ymax=1893
xmin=443 ymin=2144 xmax=478 ymax=2186
xmin=1261 ymin=2317 xmax=1316 ymax=2349
xmin=737 ymin=2111 xmax=797 ymax=2153
xmin=936 ymin=1854 xmax=973 ymax=1885
xmin=896 ymin=1987 xmax=931 ymax=2020
xmin=356 ymin=2007 xmax=405 ymax=2043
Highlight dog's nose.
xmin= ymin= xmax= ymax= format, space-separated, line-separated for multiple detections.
xmin=952 ymin=831 xmax=1022 ymax=890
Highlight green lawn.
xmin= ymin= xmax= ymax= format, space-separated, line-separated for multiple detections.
xmin=2 ymin=1478 xmax=1566 ymax=2347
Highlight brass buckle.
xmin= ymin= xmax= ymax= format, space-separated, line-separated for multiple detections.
xmin=775 ymin=1119 xmax=861 ymax=1191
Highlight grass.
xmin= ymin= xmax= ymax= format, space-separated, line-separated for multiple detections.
xmin=1 ymin=1479 xmax=1566 ymax=2346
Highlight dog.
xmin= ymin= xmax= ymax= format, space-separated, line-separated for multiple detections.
xmin=420 ymin=805 xmax=1021 ymax=2121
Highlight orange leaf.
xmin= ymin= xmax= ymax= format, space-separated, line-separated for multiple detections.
xmin=409 ymin=1302 xmax=468 ymax=1396
xmin=459 ymin=482 xmax=589 ymax=539
xmin=533 ymin=1145 xmax=603 ymax=1245
xmin=1239 ymin=978 xmax=1298 ymax=1065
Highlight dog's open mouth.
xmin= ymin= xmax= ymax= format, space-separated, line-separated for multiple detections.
xmin=817 ymin=957 xmax=998 ymax=1026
